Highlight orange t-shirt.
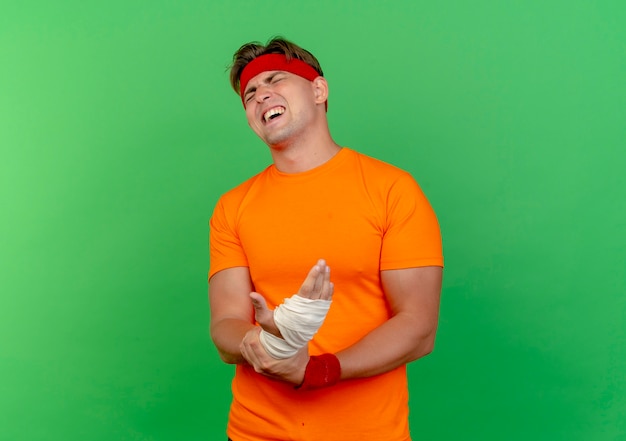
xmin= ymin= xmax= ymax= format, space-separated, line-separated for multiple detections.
xmin=209 ymin=148 xmax=443 ymax=441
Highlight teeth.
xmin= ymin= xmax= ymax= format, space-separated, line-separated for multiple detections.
xmin=263 ymin=107 xmax=285 ymax=122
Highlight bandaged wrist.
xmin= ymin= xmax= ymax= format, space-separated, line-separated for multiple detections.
xmin=259 ymin=294 xmax=331 ymax=359
xmin=296 ymin=353 xmax=341 ymax=390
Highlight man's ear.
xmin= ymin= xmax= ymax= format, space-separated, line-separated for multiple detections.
xmin=311 ymin=77 xmax=329 ymax=105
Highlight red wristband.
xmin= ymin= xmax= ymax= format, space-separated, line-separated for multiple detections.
xmin=296 ymin=353 xmax=341 ymax=391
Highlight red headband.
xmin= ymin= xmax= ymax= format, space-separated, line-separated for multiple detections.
xmin=239 ymin=53 xmax=322 ymax=106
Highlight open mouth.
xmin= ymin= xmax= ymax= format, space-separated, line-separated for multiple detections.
xmin=263 ymin=106 xmax=285 ymax=123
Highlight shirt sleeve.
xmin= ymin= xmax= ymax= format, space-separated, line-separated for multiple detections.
xmin=208 ymin=196 xmax=249 ymax=280
xmin=379 ymin=172 xmax=444 ymax=270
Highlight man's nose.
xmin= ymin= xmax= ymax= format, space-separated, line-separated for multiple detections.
xmin=255 ymin=85 xmax=272 ymax=102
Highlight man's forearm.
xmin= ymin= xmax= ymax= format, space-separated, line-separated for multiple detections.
xmin=211 ymin=318 xmax=256 ymax=364
xmin=336 ymin=311 xmax=437 ymax=379
xmin=332 ymin=266 xmax=442 ymax=380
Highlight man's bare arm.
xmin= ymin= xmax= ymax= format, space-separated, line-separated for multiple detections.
xmin=336 ymin=266 xmax=442 ymax=379
xmin=238 ymin=265 xmax=441 ymax=385
xmin=209 ymin=266 xmax=256 ymax=364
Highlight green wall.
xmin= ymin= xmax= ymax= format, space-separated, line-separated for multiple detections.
xmin=1 ymin=1 xmax=624 ymax=439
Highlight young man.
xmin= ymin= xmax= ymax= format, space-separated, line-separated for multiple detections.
xmin=209 ymin=37 xmax=443 ymax=441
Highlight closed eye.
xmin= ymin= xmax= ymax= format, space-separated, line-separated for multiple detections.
xmin=243 ymin=72 xmax=286 ymax=103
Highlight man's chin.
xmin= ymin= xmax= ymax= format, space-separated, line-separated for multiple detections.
xmin=262 ymin=132 xmax=292 ymax=149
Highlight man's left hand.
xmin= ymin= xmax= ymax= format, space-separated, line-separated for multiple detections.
xmin=240 ymin=327 xmax=309 ymax=385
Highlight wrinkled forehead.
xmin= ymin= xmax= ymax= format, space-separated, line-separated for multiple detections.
xmin=239 ymin=53 xmax=320 ymax=105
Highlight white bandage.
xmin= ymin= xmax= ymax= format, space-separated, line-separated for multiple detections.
xmin=259 ymin=295 xmax=331 ymax=359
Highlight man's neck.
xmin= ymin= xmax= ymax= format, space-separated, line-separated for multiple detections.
xmin=269 ymin=133 xmax=341 ymax=174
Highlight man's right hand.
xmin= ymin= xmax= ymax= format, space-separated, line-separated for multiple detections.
xmin=249 ymin=259 xmax=334 ymax=338
xmin=296 ymin=258 xmax=334 ymax=301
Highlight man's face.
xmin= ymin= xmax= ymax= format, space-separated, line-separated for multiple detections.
xmin=242 ymin=70 xmax=319 ymax=147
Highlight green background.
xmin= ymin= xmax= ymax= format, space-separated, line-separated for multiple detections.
xmin=1 ymin=0 xmax=624 ymax=440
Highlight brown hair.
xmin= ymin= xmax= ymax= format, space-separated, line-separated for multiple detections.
xmin=229 ymin=37 xmax=324 ymax=94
